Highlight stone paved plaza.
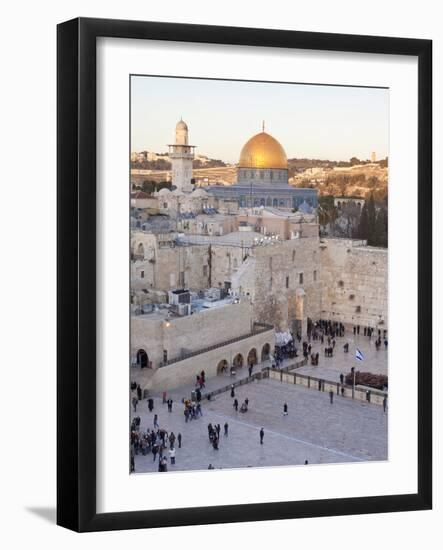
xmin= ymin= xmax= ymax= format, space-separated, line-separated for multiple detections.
xmin=295 ymin=332 xmax=388 ymax=379
xmin=131 ymin=375 xmax=387 ymax=474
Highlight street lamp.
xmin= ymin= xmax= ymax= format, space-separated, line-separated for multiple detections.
xmin=351 ymin=366 xmax=356 ymax=399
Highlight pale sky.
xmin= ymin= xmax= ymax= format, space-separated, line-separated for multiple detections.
xmin=131 ymin=75 xmax=389 ymax=163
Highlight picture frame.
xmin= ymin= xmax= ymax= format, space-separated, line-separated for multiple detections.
xmin=57 ymin=17 xmax=432 ymax=532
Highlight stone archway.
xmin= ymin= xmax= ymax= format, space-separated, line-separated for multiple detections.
xmin=247 ymin=348 xmax=258 ymax=366
xmin=217 ymin=359 xmax=229 ymax=375
xmin=136 ymin=349 xmax=149 ymax=368
xmin=233 ymin=353 xmax=244 ymax=368
xmin=261 ymin=343 xmax=271 ymax=362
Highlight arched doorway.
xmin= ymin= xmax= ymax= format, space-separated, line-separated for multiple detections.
xmin=261 ymin=343 xmax=271 ymax=362
xmin=137 ymin=349 xmax=148 ymax=368
xmin=247 ymin=348 xmax=258 ymax=366
xmin=217 ymin=359 xmax=229 ymax=375
xmin=233 ymin=353 xmax=244 ymax=369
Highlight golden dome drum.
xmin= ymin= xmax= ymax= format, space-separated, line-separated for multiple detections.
xmin=239 ymin=131 xmax=288 ymax=170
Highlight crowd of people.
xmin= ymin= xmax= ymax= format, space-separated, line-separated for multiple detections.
xmin=130 ymin=415 xmax=183 ymax=473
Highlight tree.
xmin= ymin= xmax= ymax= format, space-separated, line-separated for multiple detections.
xmin=366 ymin=194 xmax=377 ymax=245
xmin=374 ymin=207 xmax=388 ymax=247
xmin=357 ymin=202 xmax=369 ymax=240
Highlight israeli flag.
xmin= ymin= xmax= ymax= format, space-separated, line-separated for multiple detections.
xmin=356 ymin=348 xmax=364 ymax=361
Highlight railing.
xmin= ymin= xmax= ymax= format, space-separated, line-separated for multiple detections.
xmin=159 ymin=322 xmax=274 ymax=367
xmin=272 ymin=358 xmax=307 ymax=372
xmin=268 ymin=368 xmax=388 ymax=406
xmin=202 ymin=368 xmax=270 ymax=401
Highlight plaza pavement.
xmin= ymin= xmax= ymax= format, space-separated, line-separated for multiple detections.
xmin=131 ymin=376 xmax=387 ymax=474
xmin=294 ymin=332 xmax=388 ymax=381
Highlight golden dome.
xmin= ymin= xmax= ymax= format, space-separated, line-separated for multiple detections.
xmin=239 ymin=131 xmax=287 ymax=170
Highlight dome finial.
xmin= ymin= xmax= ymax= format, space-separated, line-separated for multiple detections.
xmin=262 ymin=120 xmax=265 ymax=132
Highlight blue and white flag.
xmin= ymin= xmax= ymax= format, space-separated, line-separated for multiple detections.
xmin=355 ymin=348 xmax=364 ymax=361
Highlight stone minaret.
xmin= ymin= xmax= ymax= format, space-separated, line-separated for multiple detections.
xmin=168 ymin=119 xmax=195 ymax=193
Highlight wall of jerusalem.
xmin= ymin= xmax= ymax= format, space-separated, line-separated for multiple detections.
xmin=319 ymin=238 xmax=388 ymax=330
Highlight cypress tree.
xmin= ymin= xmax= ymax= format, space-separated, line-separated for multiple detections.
xmin=358 ymin=202 xmax=369 ymax=240
xmin=366 ymin=194 xmax=377 ymax=245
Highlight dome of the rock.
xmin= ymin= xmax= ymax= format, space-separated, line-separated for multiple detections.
xmin=239 ymin=131 xmax=288 ymax=170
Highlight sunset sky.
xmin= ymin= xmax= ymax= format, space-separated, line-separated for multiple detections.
xmin=131 ymin=75 xmax=389 ymax=163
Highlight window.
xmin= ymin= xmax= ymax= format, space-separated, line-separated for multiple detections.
xmin=299 ymin=273 xmax=304 ymax=285
xmin=313 ymin=270 xmax=317 ymax=282
xmin=286 ymin=276 xmax=289 ymax=289
xmin=292 ymin=250 xmax=296 ymax=262
xmin=140 ymin=270 xmax=145 ymax=279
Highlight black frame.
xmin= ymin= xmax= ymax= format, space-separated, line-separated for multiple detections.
xmin=57 ymin=17 xmax=432 ymax=532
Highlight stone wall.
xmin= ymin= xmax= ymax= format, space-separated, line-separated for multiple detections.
xmin=145 ymin=327 xmax=274 ymax=391
xmin=232 ymin=236 xmax=323 ymax=331
xmin=131 ymin=299 xmax=255 ymax=368
xmin=319 ymin=238 xmax=388 ymax=329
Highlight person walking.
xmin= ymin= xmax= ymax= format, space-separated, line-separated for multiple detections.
xmin=340 ymin=373 xmax=344 ymax=384
xmin=153 ymin=414 xmax=159 ymax=429
xmin=177 ymin=433 xmax=182 ymax=448
xmin=230 ymin=385 xmax=235 ymax=398
xmin=167 ymin=398 xmax=173 ymax=412
xmin=329 ymin=390 xmax=334 ymax=404
xmin=162 ymin=391 xmax=167 ymax=404
xmin=169 ymin=446 xmax=176 ymax=465
xmin=283 ymin=402 xmax=288 ymax=416
xmin=233 ymin=398 xmax=238 ymax=411
xmin=152 ymin=443 xmax=158 ymax=462
xmin=259 ymin=428 xmax=264 ymax=445
xmin=245 ymin=398 xmax=249 ymax=408
xmin=224 ymin=422 xmax=229 ymax=436
xmin=148 ymin=397 xmax=154 ymax=412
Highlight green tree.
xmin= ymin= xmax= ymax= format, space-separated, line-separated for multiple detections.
xmin=357 ymin=202 xmax=369 ymax=240
xmin=366 ymin=194 xmax=377 ymax=245
xmin=374 ymin=207 xmax=388 ymax=247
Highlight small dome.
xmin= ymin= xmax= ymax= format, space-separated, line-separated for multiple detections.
xmin=158 ymin=187 xmax=172 ymax=196
xmin=192 ymin=188 xmax=208 ymax=197
xmin=239 ymin=131 xmax=287 ymax=170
